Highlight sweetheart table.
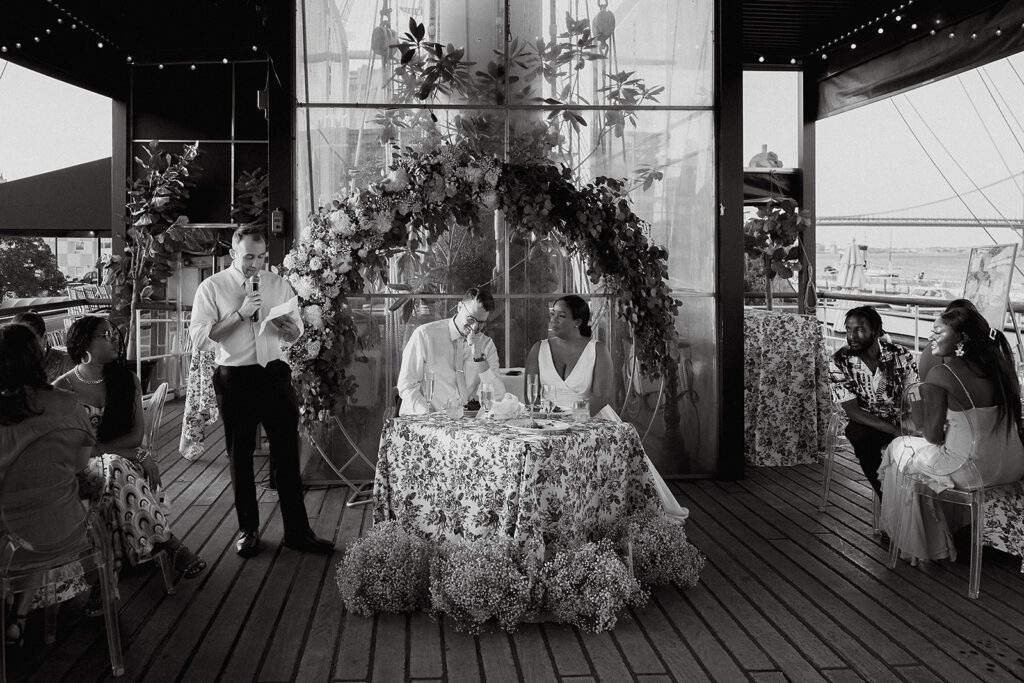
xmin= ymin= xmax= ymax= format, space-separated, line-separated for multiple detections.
xmin=373 ymin=415 xmax=662 ymax=554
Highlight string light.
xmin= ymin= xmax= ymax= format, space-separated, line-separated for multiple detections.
xmin=158 ymin=64 xmax=164 ymax=70
xmin=97 ymin=41 xmax=103 ymax=48
xmin=948 ymin=32 xmax=955 ymax=39
xmin=758 ymin=55 xmax=764 ymax=63
xmin=911 ymin=23 xmax=918 ymax=29
xmin=222 ymin=57 xmax=229 ymax=64
xmin=850 ymin=43 xmax=857 ymax=49
xmin=190 ymin=64 xmax=196 ymax=70
xmin=877 ymin=28 xmax=884 ymax=34
xmin=1 ymin=46 xmax=6 ymax=53
xmin=996 ymin=28 xmax=1003 ymax=36
xmin=789 ymin=58 xmax=796 ymax=64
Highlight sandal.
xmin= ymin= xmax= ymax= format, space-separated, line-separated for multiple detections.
xmin=83 ymin=587 xmax=105 ymax=618
xmin=169 ymin=543 xmax=207 ymax=580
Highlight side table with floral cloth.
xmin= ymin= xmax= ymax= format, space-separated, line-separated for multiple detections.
xmin=179 ymin=349 xmax=218 ymax=460
xmin=983 ymin=481 xmax=1024 ymax=571
xmin=743 ymin=309 xmax=831 ymax=466
xmin=373 ymin=416 xmax=663 ymax=555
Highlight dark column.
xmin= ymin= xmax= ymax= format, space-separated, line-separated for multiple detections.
xmin=110 ymin=98 xmax=128 ymax=255
xmin=265 ymin=0 xmax=296 ymax=264
xmin=798 ymin=70 xmax=816 ymax=314
xmin=715 ymin=0 xmax=745 ymax=480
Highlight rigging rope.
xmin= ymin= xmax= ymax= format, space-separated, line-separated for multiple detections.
xmin=856 ymin=172 xmax=1024 ymax=217
xmin=891 ymin=97 xmax=1024 ymax=283
xmin=958 ymin=75 xmax=1023 ymax=194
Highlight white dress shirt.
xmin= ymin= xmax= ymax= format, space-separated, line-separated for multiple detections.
xmin=189 ymin=266 xmax=303 ymax=367
xmin=397 ymin=318 xmax=506 ymax=415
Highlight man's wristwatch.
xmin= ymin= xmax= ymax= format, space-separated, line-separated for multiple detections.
xmin=473 ymin=355 xmax=486 ymax=363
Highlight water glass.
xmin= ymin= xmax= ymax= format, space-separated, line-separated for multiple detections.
xmin=480 ymin=383 xmax=495 ymax=413
xmin=445 ymin=397 xmax=464 ymax=419
xmin=572 ymin=399 xmax=590 ymax=422
xmin=423 ymin=367 xmax=436 ymax=407
xmin=525 ymin=374 xmax=540 ymax=411
xmin=541 ymin=384 xmax=554 ymax=417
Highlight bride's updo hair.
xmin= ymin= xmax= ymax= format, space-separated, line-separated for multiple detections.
xmin=555 ymin=295 xmax=592 ymax=337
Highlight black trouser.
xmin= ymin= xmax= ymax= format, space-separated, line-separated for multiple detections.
xmin=844 ymin=421 xmax=894 ymax=495
xmin=212 ymin=360 xmax=311 ymax=539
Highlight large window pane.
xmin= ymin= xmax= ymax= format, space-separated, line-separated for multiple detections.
xmin=296 ymin=0 xmax=717 ymax=475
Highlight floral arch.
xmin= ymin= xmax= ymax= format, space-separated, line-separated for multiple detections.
xmin=283 ymin=137 xmax=682 ymax=430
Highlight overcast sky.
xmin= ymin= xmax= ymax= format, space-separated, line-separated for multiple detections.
xmin=2 ymin=50 xmax=1023 ymax=249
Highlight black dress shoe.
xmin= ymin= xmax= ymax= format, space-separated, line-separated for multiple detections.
xmin=282 ymin=533 xmax=335 ymax=554
xmin=236 ymin=530 xmax=261 ymax=557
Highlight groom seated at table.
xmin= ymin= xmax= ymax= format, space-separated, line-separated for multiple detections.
xmin=397 ymin=287 xmax=506 ymax=415
xmin=829 ymin=306 xmax=919 ymax=496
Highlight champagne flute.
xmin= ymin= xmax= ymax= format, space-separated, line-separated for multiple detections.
xmin=525 ymin=374 xmax=540 ymax=413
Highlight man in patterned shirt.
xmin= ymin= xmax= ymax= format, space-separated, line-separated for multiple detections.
xmin=829 ymin=306 xmax=919 ymax=495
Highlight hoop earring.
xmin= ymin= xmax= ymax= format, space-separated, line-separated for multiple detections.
xmin=954 ymin=343 xmax=965 ymax=358
xmin=83 ymin=351 xmax=93 ymax=365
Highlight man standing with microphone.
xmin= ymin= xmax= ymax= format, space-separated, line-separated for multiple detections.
xmin=190 ymin=225 xmax=334 ymax=557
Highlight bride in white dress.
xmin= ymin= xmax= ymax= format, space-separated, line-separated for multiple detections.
xmin=524 ymin=295 xmax=689 ymax=523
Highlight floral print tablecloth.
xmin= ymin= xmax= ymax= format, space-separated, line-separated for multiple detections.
xmin=373 ymin=415 xmax=663 ymax=553
xmin=178 ymin=350 xmax=218 ymax=460
xmin=743 ymin=309 xmax=831 ymax=466
xmin=983 ymin=481 xmax=1024 ymax=570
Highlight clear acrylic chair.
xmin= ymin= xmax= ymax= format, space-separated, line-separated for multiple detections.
xmin=138 ymin=382 xmax=176 ymax=593
xmin=818 ymin=404 xmax=881 ymax=535
xmin=1 ymin=432 xmax=124 ymax=680
xmin=886 ymin=381 xmax=989 ymax=598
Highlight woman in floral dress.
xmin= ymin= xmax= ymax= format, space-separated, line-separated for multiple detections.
xmin=54 ymin=316 xmax=206 ymax=614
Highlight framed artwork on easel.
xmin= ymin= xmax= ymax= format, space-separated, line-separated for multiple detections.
xmin=962 ymin=243 xmax=1018 ymax=332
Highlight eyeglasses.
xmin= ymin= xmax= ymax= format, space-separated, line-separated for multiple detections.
xmin=458 ymin=302 xmax=488 ymax=331
xmin=93 ymin=331 xmax=115 ymax=341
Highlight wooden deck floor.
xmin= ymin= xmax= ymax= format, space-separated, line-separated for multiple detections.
xmin=9 ymin=398 xmax=1024 ymax=682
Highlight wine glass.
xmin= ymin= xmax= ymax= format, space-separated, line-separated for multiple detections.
xmin=525 ymin=374 xmax=540 ymax=412
xmin=541 ymin=384 xmax=554 ymax=418
xmin=423 ymin=367 xmax=436 ymax=409
xmin=480 ymin=383 xmax=495 ymax=415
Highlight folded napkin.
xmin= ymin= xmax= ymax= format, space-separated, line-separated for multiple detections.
xmin=484 ymin=392 xmax=524 ymax=419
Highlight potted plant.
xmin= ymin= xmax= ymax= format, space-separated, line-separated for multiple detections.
xmin=742 ymin=197 xmax=812 ymax=310
xmin=106 ymin=141 xmax=201 ymax=363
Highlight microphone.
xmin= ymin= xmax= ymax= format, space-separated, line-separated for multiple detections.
xmin=250 ymin=274 xmax=260 ymax=322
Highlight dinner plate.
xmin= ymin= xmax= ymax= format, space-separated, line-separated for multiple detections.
xmin=508 ymin=419 xmax=573 ymax=434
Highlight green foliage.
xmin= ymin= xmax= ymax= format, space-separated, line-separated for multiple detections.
xmin=743 ymin=197 xmax=812 ymax=280
xmin=108 ymin=141 xmax=200 ymax=319
xmin=231 ymin=168 xmax=269 ymax=228
xmin=0 ymin=238 xmax=67 ymax=299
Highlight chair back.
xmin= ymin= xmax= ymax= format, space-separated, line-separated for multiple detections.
xmin=142 ymin=382 xmax=170 ymax=452
xmin=0 ymin=429 xmax=91 ymax=570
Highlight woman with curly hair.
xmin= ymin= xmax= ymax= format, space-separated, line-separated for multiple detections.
xmin=54 ymin=316 xmax=206 ymax=614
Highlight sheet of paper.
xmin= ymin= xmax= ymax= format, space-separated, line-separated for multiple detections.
xmin=258 ymin=296 xmax=299 ymax=336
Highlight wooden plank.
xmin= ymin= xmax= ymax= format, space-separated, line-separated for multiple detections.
xmin=608 ymin=611 xmax=665 ymax=675
xmin=409 ymin=611 xmax=444 ymax=680
xmin=540 ymin=622 xmax=591 ymax=677
xmin=180 ymin=501 xmax=285 ymax=680
xmin=509 ymin=624 xmax=557 ymax=682
xmin=296 ymin=499 xmax=367 ymax=682
xmin=627 ymin=594 xmax=712 ymax=682
xmin=751 ymin=466 xmax=1024 ymax=677
xmin=680 ymin=573 xmax=774 ymax=671
xmin=692 ymin=482 xmax=917 ymax=670
xmin=443 ymin=617 xmax=482 ymax=683
xmin=477 ymin=630 xmax=519 ymax=683
xmin=680 ymin=523 xmax=828 ymax=682
xmin=822 ymin=668 xmax=867 ymax=682
xmin=371 ymin=613 xmax=408 ymax=682
xmin=577 ymin=630 xmax=632 ymax=681
xmin=257 ymin=490 xmax=341 ymax=682
xmin=750 ymin=672 xmax=790 ymax=683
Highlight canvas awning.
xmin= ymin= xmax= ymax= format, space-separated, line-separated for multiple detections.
xmin=0 ymin=158 xmax=112 ymax=237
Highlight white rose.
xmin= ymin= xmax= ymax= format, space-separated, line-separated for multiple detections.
xmin=307 ymin=340 xmax=321 ymax=357
xmin=282 ymin=253 xmax=296 ymax=270
xmin=481 ymin=190 xmax=499 ymax=210
xmin=308 ymin=256 xmax=323 ymax=271
xmin=358 ymin=248 xmax=368 ymax=258
xmin=302 ymin=304 xmax=324 ymax=330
